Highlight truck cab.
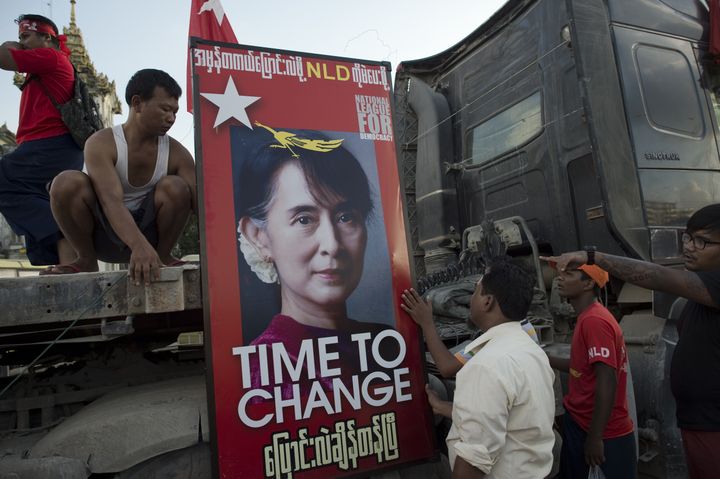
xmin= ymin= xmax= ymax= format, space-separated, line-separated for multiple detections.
xmin=394 ymin=1 xmax=719 ymax=477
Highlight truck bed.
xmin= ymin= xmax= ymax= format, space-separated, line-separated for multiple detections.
xmin=0 ymin=265 xmax=201 ymax=328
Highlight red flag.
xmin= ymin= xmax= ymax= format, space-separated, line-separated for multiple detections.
xmin=187 ymin=0 xmax=238 ymax=112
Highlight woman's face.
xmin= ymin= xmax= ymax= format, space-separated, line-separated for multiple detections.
xmin=258 ymin=162 xmax=367 ymax=309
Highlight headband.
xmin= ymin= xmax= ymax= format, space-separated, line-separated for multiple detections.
xmin=18 ymin=19 xmax=71 ymax=56
xmin=18 ymin=19 xmax=56 ymax=37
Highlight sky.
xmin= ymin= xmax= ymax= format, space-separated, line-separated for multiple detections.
xmin=0 ymin=0 xmax=507 ymax=154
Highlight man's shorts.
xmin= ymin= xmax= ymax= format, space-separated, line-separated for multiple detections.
xmin=0 ymin=134 xmax=83 ymax=265
xmin=92 ymin=190 xmax=159 ymax=263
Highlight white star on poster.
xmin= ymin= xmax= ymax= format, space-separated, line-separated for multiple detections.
xmin=198 ymin=0 xmax=226 ymax=24
xmin=200 ymin=78 xmax=260 ymax=129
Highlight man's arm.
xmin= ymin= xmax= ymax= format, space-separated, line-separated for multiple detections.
xmin=546 ymin=354 xmax=570 ymax=373
xmin=453 ymin=456 xmax=486 ymax=479
xmin=425 ymin=384 xmax=453 ymax=419
xmin=585 ymin=362 xmax=616 ymax=467
xmin=168 ymin=139 xmax=197 ymax=214
xmin=0 ymin=42 xmax=20 ymax=71
xmin=401 ymin=288 xmax=462 ymax=377
xmin=84 ymin=131 xmax=162 ymax=285
xmin=451 ymin=362 xmax=510 ymax=478
xmin=542 ymin=251 xmax=716 ymax=308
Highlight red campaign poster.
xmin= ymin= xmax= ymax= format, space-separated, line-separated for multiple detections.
xmin=191 ymin=39 xmax=435 ymax=478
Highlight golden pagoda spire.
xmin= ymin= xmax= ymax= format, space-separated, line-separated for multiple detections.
xmin=62 ymin=0 xmax=122 ymax=125
xmin=70 ymin=0 xmax=77 ymax=27
xmin=64 ymin=0 xmax=91 ymax=74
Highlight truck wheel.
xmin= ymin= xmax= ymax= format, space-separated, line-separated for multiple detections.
xmin=114 ymin=443 xmax=210 ymax=479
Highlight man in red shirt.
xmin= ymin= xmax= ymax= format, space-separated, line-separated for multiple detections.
xmin=547 ymin=264 xmax=636 ymax=478
xmin=544 ymin=204 xmax=720 ymax=478
xmin=0 ymin=14 xmax=83 ymax=265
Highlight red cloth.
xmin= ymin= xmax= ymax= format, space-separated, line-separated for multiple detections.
xmin=681 ymin=429 xmax=720 ymax=478
xmin=711 ymin=0 xmax=720 ymax=63
xmin=563 ymin=302 xmax=634 ymax=439
xmin=10 ymin=47 xmax=73 ymax=144
xmin=186 ymin=0 xmax=238 ymax=112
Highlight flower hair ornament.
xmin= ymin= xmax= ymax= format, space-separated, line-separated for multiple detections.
xmin=254 ymin=121 xmax=344 ymax=158
xmin=237 ymin=221 xmax=278 ymax=284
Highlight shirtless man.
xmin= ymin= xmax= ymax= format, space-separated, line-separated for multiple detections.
xmin=47 ymin=69 xmax=196 ymax=285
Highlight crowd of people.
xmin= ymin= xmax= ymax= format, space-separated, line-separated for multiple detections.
xmin=402 ymin=204 xmax=720 ymax=478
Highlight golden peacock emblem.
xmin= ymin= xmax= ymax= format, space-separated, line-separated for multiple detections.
xmin=255 ymin=122 xmax=344 ymax=158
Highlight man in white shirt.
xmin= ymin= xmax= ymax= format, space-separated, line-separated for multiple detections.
xmin=403 ymin=258 xmax=555 ymax=478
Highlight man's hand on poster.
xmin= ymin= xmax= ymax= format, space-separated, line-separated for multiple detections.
xmin=400 ymin=288 xmax=434 ymax=330
xmin=425 ymin=384 xmax=452 ymax=419
xmin=402 ymin=288 xmax=463 ymax=378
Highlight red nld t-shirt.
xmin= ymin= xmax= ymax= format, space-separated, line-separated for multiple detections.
xmin=10 ymin=47 xmax=73 ymax=144
xmin=563 ymin=302 xmax=634 ymax=438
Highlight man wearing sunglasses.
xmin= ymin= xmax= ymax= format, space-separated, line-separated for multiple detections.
xmin=542 ymin=203 xmax=720 ymax=479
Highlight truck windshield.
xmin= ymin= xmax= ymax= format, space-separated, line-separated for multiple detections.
xmin=468 ymin=91 xmax=543 ymax=165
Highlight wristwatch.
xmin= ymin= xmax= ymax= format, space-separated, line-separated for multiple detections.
xmin=584 ymin=246 xmax=597 ymax=265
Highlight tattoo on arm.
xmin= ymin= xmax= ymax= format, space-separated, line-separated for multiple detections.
xmin=596 ymin=255 xmax=661 ymax=287
xmin=596 ymin=252 xmax=716 ymax=307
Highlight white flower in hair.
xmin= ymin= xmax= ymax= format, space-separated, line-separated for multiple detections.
xmin=237 ymin=221 xmax=278 ymax=284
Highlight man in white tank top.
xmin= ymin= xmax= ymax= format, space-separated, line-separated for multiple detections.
xmin=45 ymin=69 xmax=196 ymax=286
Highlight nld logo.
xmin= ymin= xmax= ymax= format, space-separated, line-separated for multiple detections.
xmin=588 ymin=347 xmax=610 ymax=359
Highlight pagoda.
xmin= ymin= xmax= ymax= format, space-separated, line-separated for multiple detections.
xmin=63 ymin=0 xmax=122 ymax=125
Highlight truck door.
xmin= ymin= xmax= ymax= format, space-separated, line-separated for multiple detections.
xmin=612 ymin=24 xmax=720 ymax=259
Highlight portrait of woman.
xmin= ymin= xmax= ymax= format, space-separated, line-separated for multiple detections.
xmin=232 ymin=125 xmax=397 ymax=396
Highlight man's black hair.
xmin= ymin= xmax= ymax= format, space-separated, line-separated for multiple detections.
xmin=481 ymin=257 xmax=536 ymax=321
xmin=687 ymin=203 xmax=720 ymax=235
xmin=15 ymin=14 xmax=59 ymax=35
xmin=125 ymin=69 xmax=182 ymax=105
xmin=579 ymin=270 xmax=601 ymax=298
xmin=237 ymin=129 xmax=373 ymax=226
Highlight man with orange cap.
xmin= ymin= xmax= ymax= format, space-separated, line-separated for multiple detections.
xmin=546 ymin=264 xmax=636 ymax=479
xmin=0 ymin=14 xmax=82 ymax=265
xmin=544 ymin=204 xmax=720 ymax=478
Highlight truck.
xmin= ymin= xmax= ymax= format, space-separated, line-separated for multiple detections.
xmin=394 ymin=0 xmax=719 ymax=477
xmin=0 ymin=266 xmax=211 ymax=478
xmin=0 ymin=0 xmax=716 ymax=477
